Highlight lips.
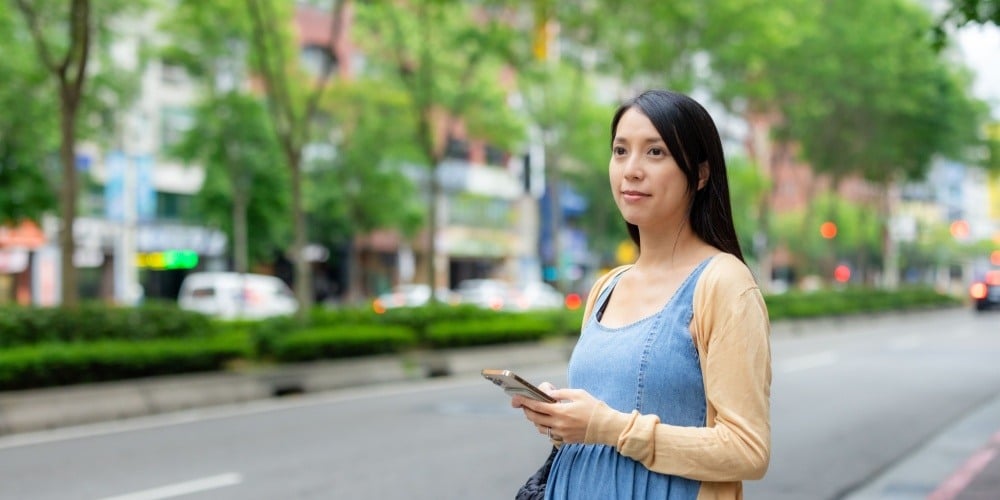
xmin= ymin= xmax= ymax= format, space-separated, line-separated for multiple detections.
xmin=621 ymin=190 xmax=649 ymax=202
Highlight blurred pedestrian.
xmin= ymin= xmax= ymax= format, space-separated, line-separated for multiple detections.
xmin=512 ymin=89 xmax=772 ymax=499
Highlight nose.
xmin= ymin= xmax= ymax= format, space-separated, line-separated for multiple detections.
xmin=622 ymin=154 xmax=643 ymax=180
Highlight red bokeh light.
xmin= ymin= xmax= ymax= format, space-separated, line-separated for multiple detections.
xmin=820 ymin=222 xmax=838 ymax=239
xmin=833 ymin=265 xmax=851 ymax=283
xmin=565 ymin=293 xmax=582 ymax=310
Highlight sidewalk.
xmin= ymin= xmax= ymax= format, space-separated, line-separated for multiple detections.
xmin=843 ymin=391 xmax=1000 ymax=500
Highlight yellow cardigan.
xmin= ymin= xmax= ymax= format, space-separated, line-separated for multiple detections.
xmin=579 ymin=253 xmax=772 ymax=500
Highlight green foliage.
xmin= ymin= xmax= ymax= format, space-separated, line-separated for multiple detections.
xmin=0 ymin=4 xmax=57 ymax=223
xmin=0 ymin=289 xmax=961 ymax=391
xmin=270 ymin=324 xmax=418 ymax=362
xmin=777 ymin=0 xmax=986 ymax=183
xmin=353 ymin=0 xmax=526 ymax=163
xmin=726 ymin=156 xmax=771 ymax=262
xmin=169 ymin=92 xmax=291 ymax=267
xmin=772 ymin=194 xmax=883 ymax=280
xmin=556 ymin=0 xmax=701 ymax=88
xmin=0 ymin=334 xmax=250 ymax=391
xmin=933 ymin=0 xmax=1000 ymax=47
xmin=425 ymin=316 xmax=556 ymax=348
xmin=0 ymin=302 xmax=212 ymax=348
xmin=307 ymin=81 xmax=426 ymax=246
xmin=765 ymin=286 xmax=961 ymax=319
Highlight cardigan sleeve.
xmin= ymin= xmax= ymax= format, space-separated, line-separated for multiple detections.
xmin=583 ymin=254 xmax=772 ymax=481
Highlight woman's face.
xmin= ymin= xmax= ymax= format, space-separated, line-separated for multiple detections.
xmin=609 ymin=107 xmax=693 ymax=230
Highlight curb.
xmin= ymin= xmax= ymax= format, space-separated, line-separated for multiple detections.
xmin=0 ymin=307 xmax=963 ymax=436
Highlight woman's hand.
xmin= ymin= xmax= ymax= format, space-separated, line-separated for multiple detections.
xmin=511 ymin=384 xmax=603 ymax=444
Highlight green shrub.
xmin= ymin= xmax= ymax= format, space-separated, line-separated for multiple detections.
xmin=0 ymin=302 xmax=212 ymax=347
xmin=270 ymin=324 xmax=418 ymax=362
xmin=425 ymin=316 xmax=556 ymax=348
xmin=0 ymin=333 xmax=251 ymax=391
xmin=764 ymin=286 xmax=958 ymax=321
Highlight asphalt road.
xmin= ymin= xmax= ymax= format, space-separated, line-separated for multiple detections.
xmin=0 ymin=308 xmax=997 ymax=500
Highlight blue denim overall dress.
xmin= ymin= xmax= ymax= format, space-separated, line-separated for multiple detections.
xmin=545 ymin=256 xmax=713 ymax=500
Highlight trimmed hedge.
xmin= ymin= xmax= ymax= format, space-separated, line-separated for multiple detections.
xmin=0 ymin=286 xmax=963 ymax=391
xmin=425 ymin=316 xmax=557 ymax=348
xmin=0 ymin=301 xmax=212 ymax=347
xmin=764 ymin=287 xmax=961 ymax=320
xmin=0 ymin=332 xmax=251 ymax=391
xmin=270 ymin=324 xmax=418 ymax=362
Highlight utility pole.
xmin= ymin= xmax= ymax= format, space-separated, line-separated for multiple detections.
xmin=534 ymin=0 xmax=566 ymax=291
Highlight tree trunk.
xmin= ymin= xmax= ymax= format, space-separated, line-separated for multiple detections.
xmin=881 ymin=179 xmax=900 ymax=290
xmin=746 ymin=111 xmax=775 ymax=291
xmin=289 ymin=150 xmax=312 ymax=319
xmin=427 ymin=161 xmax=440 ymax=293
xmin=233 ymin=173 xmax=249 ymax=274
xmin=58 ymin=88 xmax=79 ymax=308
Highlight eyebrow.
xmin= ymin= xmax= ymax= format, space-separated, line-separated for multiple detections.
xmin=612 ymin=136 xmax=665 ymax=144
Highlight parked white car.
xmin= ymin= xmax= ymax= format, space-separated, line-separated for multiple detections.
xmin=512 ymin=281 xmax=565 ymax=310
xmin=455 ymin=279 xmax=516 ymax=311
xmin=372 ymin=284 xmax=459 ymax=311
xmin=178 ymin=272 xmax=298 ymax=320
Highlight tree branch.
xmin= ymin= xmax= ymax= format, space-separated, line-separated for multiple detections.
xmin=13 ymin=0 xmax=61 ymax=72
xmin=246 ymin=0 xmax=296 ymax=143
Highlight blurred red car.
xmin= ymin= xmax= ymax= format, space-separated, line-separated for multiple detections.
xmin=969 ymin=270 xmax=1000 ymax=312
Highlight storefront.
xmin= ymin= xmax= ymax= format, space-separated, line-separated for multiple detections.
xmin=0 ymin=221 xmax=46 ymax=304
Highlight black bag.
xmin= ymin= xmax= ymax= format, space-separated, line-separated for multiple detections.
xmin=516 ymin=446 xmax=558 ymax=500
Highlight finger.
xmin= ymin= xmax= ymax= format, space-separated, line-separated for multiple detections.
xmin=547 ymin=388 xmax=579 ymax=401
xmin=519 ymin=398 xmax=556 ymax=415
xmin=538 ymin=381 xmax=557 ymax=393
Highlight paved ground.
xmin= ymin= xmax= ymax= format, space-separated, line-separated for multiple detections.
xmin=1 ymin=310 xmax=998 ymax=499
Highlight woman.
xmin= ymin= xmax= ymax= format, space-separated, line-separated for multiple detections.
xmin=512 ymin=89 xmax=771 ymax=500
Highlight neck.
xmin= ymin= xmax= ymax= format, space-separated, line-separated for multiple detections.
xmin=634 ymin=219 xmax=703 ymax=270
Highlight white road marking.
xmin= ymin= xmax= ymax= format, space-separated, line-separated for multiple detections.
xmin=96 ymin=473 xmax=242 ymax=500
xmin=780 ymin=351 xmax=838 ymax=373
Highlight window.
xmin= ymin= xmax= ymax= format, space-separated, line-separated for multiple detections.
xmin=485 ymin=145 xmax=506 ymax=167
xmin=301 ymin=45 xmax=337 ymax=77
xmin=160 ymin=107 xmax=195 ymax=150
xmin=445 ymin=136 xmax=470 ymax=160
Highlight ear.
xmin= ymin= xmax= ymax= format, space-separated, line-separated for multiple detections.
xmin=697 ymin=162 xmax=710 ymax=191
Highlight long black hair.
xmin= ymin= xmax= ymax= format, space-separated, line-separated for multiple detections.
xmin=610 ymin=89 xmax=745 ymax=263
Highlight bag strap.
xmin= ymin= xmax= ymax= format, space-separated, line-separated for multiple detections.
xmin=581 ymin=264 xmax=632 ymax=322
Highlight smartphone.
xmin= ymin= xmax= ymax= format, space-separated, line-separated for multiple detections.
xmin=481 ymin=369 xmax=557 ymax=403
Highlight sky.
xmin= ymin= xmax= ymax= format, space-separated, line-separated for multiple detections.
xmin=955 ymin=23 xmax=1000 ymax=119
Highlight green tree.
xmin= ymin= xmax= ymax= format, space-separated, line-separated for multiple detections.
xmin=725 ymin=156 xmax=771 ymax=265
xmin=241 ymin=0 xmax=349 ymax=317
xmin=0 ymin=2 xmax=57 ymax=224
xmin=170 ymin=93 xmax=291 ymax=271
xmin=775 ymin=0 xmax=986 ymax=288
xmin=696 ymin=0 xmax=820 ymax=287
xmin=934 ymin=0 xmax=1000 ymax=48
xmin=353 ymin=0 xmax=525 ymax=297
xmin=10 ymin=0 xmax=147 ymax=306
xmin=159 ymin=0 xmax=290 ymax=274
